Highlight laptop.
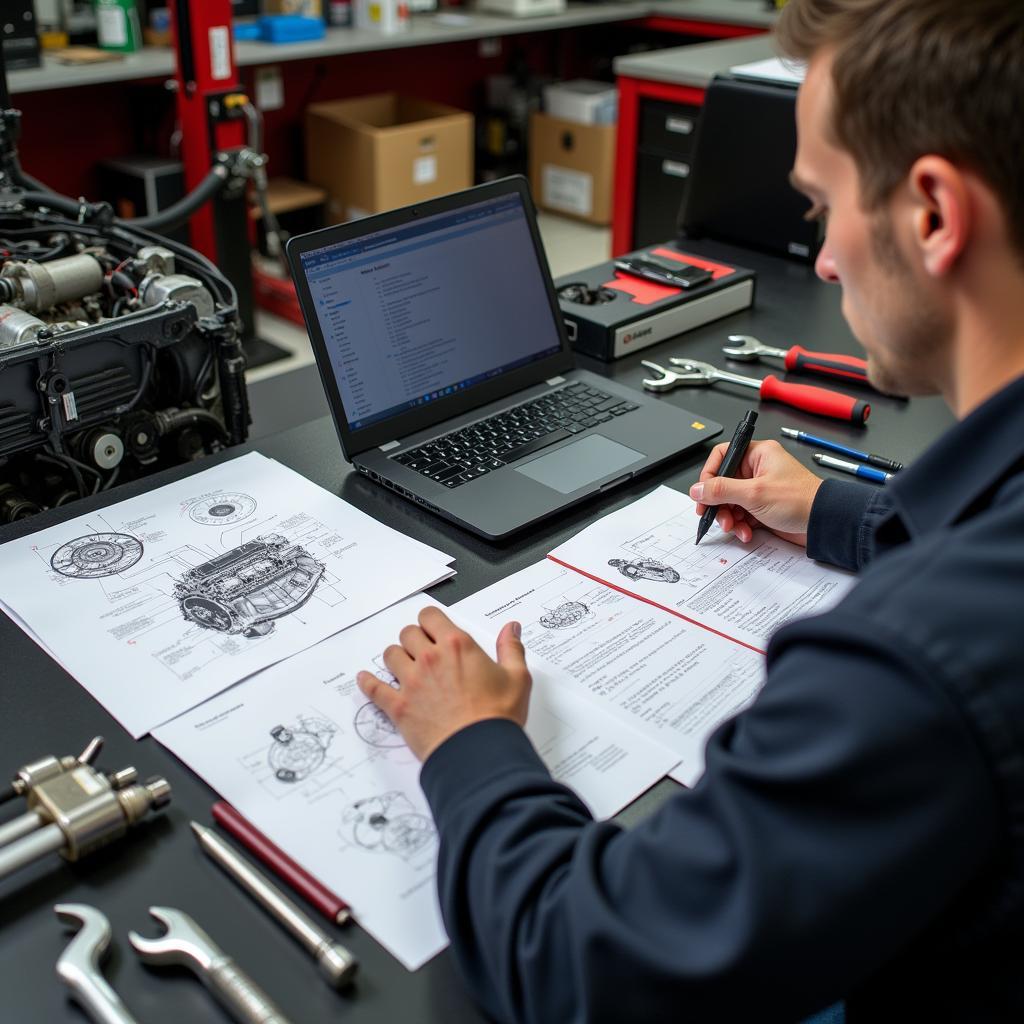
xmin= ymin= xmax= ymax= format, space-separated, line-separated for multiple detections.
xmin=286 ymin=176 xmax=721 ymax=540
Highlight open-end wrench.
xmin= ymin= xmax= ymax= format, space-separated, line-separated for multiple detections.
xmin=642 ymin=357 xmax=871 ymax=425
xmin=722 ymin=334 xmax=871 ymax=385
xmin=129 ymin=906 xmax=294 ymax=1024
xmin=55 ymin=904 xmax=138 ymax=1024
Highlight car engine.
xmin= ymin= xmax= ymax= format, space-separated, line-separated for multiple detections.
xmin=0 ymin=188 xmax=250 ymax=525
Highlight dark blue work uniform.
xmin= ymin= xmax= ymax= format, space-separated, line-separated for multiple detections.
xmin=421 ymin=373 xmax=1024 ymax=1023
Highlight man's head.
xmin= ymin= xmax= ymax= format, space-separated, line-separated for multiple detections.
xmin=778 ymin=0 xmax=1024 ymax=405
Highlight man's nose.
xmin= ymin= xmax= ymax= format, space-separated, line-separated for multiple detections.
xmin=815 ymin=241 xmax=840 ymax=283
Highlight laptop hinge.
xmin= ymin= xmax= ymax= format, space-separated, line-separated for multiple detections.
xmin=379 ymin=440 xmax=400 ymax=452
xmin=546 ymin=375 xmax=566 ymax=386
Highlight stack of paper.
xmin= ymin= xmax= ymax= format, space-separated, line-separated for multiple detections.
xmin=0 ymin=452 xmax=455 ymax=737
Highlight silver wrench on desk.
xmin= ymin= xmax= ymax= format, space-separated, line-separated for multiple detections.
xmin=55 ymin=904 xmax=139 ymax=1024
xmin=129 ymin=906 xmax=294 ymax=1024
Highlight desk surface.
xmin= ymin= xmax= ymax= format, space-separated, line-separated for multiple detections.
xmin=0 ymin=238 xmax=952 ymax=1023
xmin=614 ymin=31 xmax=774 ymax=86
xmin=8 ymin=0 xmax=773 ymax=95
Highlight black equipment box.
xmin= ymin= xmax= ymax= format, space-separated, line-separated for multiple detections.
xmin=555 ymin=245 xmax=755 ymax=361
xmin=1 ymin=0 xmax=41 ymax=71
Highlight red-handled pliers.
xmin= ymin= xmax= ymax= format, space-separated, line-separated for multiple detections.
xmin=723 ymin=334 xmax=870 ymax=385
xmin=641 ymin=357 xmax=870 ymax=425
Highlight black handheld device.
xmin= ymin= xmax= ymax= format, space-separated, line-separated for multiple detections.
xmin=613 ymin=256 xmax=713 ymax=290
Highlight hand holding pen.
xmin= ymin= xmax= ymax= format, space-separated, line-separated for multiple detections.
xmin=695 ymin=410 xmax=758 ymax=544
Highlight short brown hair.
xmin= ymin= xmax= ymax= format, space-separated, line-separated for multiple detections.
xmin=777 ymin=0 xmax=1024 ymax=256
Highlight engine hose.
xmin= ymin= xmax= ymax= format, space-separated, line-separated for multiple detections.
xmin=156 ymin=407 xmax=230 ymax=443
xmin=216 ymin=333 xmax=251 ymax=446
xmin=127 ymin=164 xmax=230 ymax=232
xmin=16 ymin=191 xmax=112 ymax=223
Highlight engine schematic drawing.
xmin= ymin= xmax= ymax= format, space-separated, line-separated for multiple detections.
xmin=188 ymin=492 xmax=257 ymax=525
xmin=354 ymin=701 xmax=404 ymax=748
xmin=50 ymin=533 xmax=144 ymax=579
xmin=174 ymin=533 xmax=325 ymax=637
xmin=608 ymin=558 xmax=681 ymax=584
xmin=342 ymin=792 xmax=436 ymax=860
xmin=539 ymin=601 xmax=590 ymax=629
xmin=268 ymin=715 xmax=337 ymax=783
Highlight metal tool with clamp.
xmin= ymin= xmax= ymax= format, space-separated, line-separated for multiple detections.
xmin=55 ymin=904 xmax=139 ymax=1024
xmin=642 ymin=358 xmax=871 ymax=424
xmin=0 ymin=737 xmax=171 ymax=883
xmin=722 ymin=334 xmax=871 ymax=386
xmin=130 ymin=906 xmax=294 ymax=1024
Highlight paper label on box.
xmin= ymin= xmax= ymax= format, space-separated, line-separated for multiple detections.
xmin=255 ymin=67 xmax=284 ymax=111
xmin=209 ymin=26 xmax=231 ymax=80
xmin=413 ymin=156 xmax=438 ymax=186
xmin=542 ymin=165 xmax=593 ymax=217
xmin=97 ymin=8 xmax=128 ymax=46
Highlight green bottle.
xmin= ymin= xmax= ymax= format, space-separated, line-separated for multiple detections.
xmin=95 ymin=0 xmax=143 ymax=53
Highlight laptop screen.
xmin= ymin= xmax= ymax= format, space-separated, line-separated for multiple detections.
xmin=297 ymin=192 xmax=563 ymax=432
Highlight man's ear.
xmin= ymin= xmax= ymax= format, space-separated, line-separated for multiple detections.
xmin=907 ymin=156 xmax=970 ymax=278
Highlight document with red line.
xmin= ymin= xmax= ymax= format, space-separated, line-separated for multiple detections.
xmin=549 ymin=485 xmax=855 ymax=653
xmin=454 ymin=486 xmax=854 ymax=785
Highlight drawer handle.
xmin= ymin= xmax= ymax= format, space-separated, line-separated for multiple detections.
xmin=665 ymin=116 xmax=694 ymax=135
xmin=662 ymin=160 xmax=690 ymax=179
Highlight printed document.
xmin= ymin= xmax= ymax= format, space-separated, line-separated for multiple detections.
xmin=0 ymin=453 xmax=455 ymax=737
xmin=155 ymin=595 xmax=679 ymax=971
xmin=456 ymin=486 xmax=855 ymax=784
xmin=549 ymin=485 xmax=854 ymax=653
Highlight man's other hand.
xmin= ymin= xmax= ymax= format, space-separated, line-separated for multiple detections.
xmin=689 ymin=439 xmax=823 ymax=545
xmin=357 ymin=606 xmax=532 ymax=762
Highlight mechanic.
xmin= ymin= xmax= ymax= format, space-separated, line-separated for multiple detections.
xmin=357 ymin=0 xmax=1024 ymax=1019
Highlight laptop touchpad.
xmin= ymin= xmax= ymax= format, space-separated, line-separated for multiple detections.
xmin=515 ymin=435 xmax=644 ymax=494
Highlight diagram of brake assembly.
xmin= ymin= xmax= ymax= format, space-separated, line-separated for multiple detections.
xmin=539 ymin=600 xmax=591 ymax=629
xmin=267 ymin=715 xmax=337 ymax=783
xmin=341 ymin=791 xmax=436 ymax=861
xmin=174 ymin=533 xmax=325 ymax=638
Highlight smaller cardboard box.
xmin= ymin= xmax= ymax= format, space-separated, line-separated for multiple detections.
xmin=305 ymin=94 xmax=473 ymax=223
xmin=529 ymin=111 xmax=615 ymax=225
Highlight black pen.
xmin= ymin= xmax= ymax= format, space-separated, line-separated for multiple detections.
xmin=695 ymin=409 xmax=758 ymax=545
xmin=780 ymin=427 xmax=903 ymax=472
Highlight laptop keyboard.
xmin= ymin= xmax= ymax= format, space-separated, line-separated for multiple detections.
xmin=391 ymin=382 xmax=640 ymax=489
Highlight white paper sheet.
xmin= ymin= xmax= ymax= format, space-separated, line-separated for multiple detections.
xmin=0 ymin=453 xmax=455 ymax=737
xmin=453 ymin=559 xmax=766 ymax=786
xmin=549 ymin=486 xmax=855 ymax=653
xmin=155 ymin=595 xmax=679 ymax=970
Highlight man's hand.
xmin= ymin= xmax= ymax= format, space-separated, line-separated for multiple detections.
xmin=689 ymin=439 xmax=823 ymax=545
xmin=357 ymin=606 xmax=531 ymax=763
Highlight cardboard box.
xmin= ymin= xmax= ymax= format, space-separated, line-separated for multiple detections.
xmin=529 ymin=111 xmax=615 ymax=225
xmin=263 ymin=0 xmax=322 ymax=14
xmin=305 ymin=94 xmax=473 ymax=222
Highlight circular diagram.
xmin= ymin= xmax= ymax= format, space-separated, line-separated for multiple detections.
xmin=188 ymin=493 xmax=256 ymax=525
xmin=181 ymin=595 xmax=235 ymax=633
xmin=51 ymin=533 xmax=144 ymax=579
xmin=354 ymin=702 xmax=404 ymax=748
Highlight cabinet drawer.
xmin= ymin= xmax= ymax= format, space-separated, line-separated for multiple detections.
xmin=633 ymin=151 xmax=691 ymax=249
xmin=639 ymin=100 xmax=701 ymax=159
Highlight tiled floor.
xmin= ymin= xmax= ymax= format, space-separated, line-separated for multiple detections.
xmin=246 ymin=214 xmax=611 ymax=437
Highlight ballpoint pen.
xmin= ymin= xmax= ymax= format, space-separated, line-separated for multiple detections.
xmin=695 ymin=408 xmax=758 ymax=545
xmin=813 ymin=453 xmax=893 ymax=484
xmin=781 ymin=427 xmax=903 ymax=472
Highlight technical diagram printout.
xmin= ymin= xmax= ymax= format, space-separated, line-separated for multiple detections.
xmin=453 ymin=559 xmax=765 ymax=785
xmin=154 ymin=595 xmax=678 ymax=971
xmin=549 ymin=486 xmax=856 ymax=653
xmin=0 ymin=453 xmax=456 ymax=738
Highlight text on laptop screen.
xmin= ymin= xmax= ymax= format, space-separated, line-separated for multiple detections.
xmin=299 ymin=193 xmax=563 ymax=431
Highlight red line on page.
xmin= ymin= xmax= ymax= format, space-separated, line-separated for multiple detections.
xmin=546 ymin=555 xmax=768 ymax=656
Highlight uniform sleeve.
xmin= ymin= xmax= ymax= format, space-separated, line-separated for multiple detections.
xmin=806 ymin=478 xmax=895 ymax=571
xmin=419 ymin=615 xmax=998 ymax=1024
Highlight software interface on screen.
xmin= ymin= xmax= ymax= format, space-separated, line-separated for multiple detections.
xmin=300 ymin=194 xmax=563 ymax=431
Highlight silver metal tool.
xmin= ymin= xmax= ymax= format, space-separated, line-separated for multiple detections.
xmin=55 ymin=904 xmax=139 ymax=1024
xmin=129 ymin=906 xmax=295 ymax=1024
xmin=0 ymin=739 xmax=171 ymax=883
xmin=191 ymin=821 xmax=358 ymax=989
xmin=1 ymin=736 xmax=104 ymax=806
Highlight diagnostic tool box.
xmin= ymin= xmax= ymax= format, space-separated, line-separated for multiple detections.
xmin=555 ymin=245 xmax=755 ymax=361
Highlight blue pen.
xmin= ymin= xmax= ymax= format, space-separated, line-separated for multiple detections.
xmin=781 ymin=427 xmax=903 ymax=472
xmin=813 ymin=453 xmax=892 ymax=484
